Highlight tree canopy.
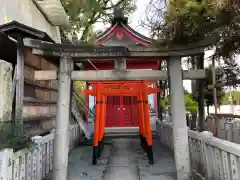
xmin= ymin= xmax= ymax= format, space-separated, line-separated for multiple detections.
xmin=61 ymin=0 xmax=136 ymax=42
xmin=144 ymin=0 xmax=240 ymax=82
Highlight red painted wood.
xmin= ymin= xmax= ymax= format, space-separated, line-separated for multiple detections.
xmin=104 ymin=96 xmax=139 ymax=127
xmin=96 ymin=26 xmax=151 ymax=46
xmin=87 ymin=81 xmax=158 ymax=127
xmin=106 ymin=96 xmax=121 ymax=127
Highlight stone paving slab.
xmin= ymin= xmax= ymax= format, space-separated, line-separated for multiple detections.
xmin=66 ymin=137 xmax=177 ymax=180
xmin=67 ymin=144 xmax=111 ymax=180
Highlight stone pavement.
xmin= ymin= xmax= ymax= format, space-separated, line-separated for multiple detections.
xmin=67 ymin=137 xmax=177 ymax=180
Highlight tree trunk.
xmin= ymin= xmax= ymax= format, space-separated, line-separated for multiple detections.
xmin=196 ymin=54 xmax=205 ymax=132
xmin=191 ymin=112 xmax=197 ymax=130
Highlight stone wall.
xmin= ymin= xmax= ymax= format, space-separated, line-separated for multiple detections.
xmin=0 ymin=49 xmax=79 ymax=135
xmin=23 ymin=48 xmax=58 ymax=134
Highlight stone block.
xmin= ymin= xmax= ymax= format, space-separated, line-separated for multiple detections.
xmin=0 ymin=60 xmax=12 ymax=122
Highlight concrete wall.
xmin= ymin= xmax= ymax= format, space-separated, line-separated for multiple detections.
xmin=0 ymin=0 xmax=61 ymax=42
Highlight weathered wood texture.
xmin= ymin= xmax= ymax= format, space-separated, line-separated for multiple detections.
xmin=157 ymin=121 xmax=240 ymax=180
xmin=0 ymin=60 xmax=12 ymax=122
xmin=0 ymin=124 xmax=82 ymax=180
xmin=15 ymin=36 xmax=25 ymax=132
xmin=23 ymin=48 xmax=58 ymax=133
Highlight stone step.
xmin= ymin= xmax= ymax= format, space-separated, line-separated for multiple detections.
xmin=104 ymin=127 xmax=157 ymax=139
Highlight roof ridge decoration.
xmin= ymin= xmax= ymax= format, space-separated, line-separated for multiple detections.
xmin=96 ymin=7 xmax=152 ymax=46
xmin=111 ymin=7 xmax=128 ymax=25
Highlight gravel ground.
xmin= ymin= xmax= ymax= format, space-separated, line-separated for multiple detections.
xmin=67 ymin=137 xmax=177 ymax=180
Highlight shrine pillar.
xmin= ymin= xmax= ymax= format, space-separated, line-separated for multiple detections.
xmin=53 ymin=56 xmax=73 ymax=180
xmin=168 ymin=57 xmax=191 ymax=180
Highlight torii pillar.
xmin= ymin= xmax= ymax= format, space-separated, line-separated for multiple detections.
xmin=52 ymin=56 xmax=73 ymax=180
xmin=168 ymin=57 xmax=191 ymax=180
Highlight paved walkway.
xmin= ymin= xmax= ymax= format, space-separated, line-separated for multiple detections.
xmin=67 ymin=137 xmax=177 ymax=180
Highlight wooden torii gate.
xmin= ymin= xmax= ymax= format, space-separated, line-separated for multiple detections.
xmin=83 ymin=81 xmax=160 ymax=165
xmin=23 ymin=37 xmax=215 ymax=180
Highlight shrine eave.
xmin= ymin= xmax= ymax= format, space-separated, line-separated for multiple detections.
xmin=0 ymin=34 xmax=16 ymax=63
xmin=0 ymin=21 xmax=58 ymax=65
xmin=0 ymin=21 xmax=54 ymax=42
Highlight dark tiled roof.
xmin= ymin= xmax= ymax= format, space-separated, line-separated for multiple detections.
xmin=0 ymin=21 xmax=57 ymax=64
xmin=0 ymin=21 xmax=54 ymax=42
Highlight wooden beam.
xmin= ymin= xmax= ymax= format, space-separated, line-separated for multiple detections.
xmin=12 ymin=65 xmax=17 ymax=99
xmin=23 ymin=114 xmax=56 ymax=122
xmin=34 ymin=69 xmax=206 ymax=81
xmin=15 ymin=36 xmax=24 ymax=134
xmin=35 ymin=70 xmax=57 ymax=80
xmin=24 ymin=79 xmax=58 ymax=91
xmin=23 ymin=98 xmax=57 ymax=105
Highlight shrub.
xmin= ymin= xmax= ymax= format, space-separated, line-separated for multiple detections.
xmin=0 ymin=123 xmax=35 ymax=151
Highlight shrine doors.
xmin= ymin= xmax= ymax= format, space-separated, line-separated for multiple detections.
xmin=105 ymin=96 xmax=139 ymax=127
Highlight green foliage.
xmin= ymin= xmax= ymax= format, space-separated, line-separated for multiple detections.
xmin=164 ymin=0 xmax=218 ymax=44
xmin=74 ymin=81 xmax=86 ymax=93
xmin=184 ymin=93 xmax=198 ymax=113
xmin=160 ymin=97 xmax=169 ymax=109
xmin=0 ymin=123 xmax=35 ymax=151
xmin=61 ymin=0 xmax=137 ymax=42
xmin=161 ymin=0 xmax=240 ymax=53
xmin=146 ymin=0 xmax=240 ymax=82
xmin=222 ymin=91 xmax=240 ymax=105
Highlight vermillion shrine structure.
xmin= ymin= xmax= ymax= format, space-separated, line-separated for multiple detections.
xmin=83 ymin=9 xmax=159 ymax=128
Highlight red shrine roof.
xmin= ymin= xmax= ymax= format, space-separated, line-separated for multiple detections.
xmin=83 ymin=8 xmax=159 ymax=71
xmin=95 ymin=8 xmax=152 ymax=46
